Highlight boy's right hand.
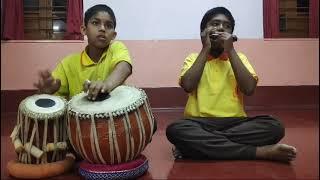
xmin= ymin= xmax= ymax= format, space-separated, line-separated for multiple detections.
xmin=34 ymin=70 xmax=61 ymax=94
xmin=200 ymin=27 xmax=215 ymax=50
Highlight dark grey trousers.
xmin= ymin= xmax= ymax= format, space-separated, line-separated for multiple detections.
xmin=166 ymin=115 xmax=285 ymax=160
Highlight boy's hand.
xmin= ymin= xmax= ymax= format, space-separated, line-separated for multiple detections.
xmin=214 ymin=32 xmax=234 ymax=52
xmin=83 ymin=80 xmax=110 ymax=101
xmin=34 ymin=70 xmax=61 ymax=94
xmin=200 ymin=27 xmax=215 ymax=50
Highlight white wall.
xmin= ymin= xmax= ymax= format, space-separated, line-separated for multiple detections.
xmin=84 ymin=0 xmax=264 ymax=40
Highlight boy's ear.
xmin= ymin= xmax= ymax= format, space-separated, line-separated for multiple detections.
xmin=111 ymin=31 xmax=117 ymax=40
xmin=80 ymin=24 xmax=86 ymax=36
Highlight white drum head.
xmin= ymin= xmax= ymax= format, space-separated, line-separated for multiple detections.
xmin=19 ymin=94 xmax=67 ymax=120
xmin=68 ymin=86 xmax=147 ymax=118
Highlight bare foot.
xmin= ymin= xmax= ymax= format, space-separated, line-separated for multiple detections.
xmin=256 ymin=144 xmax=297 ymax=163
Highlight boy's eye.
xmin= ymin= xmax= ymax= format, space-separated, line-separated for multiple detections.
xmin=213 ymin=22 xmax=220 ymax=26
xmin=209 ymin=22 xmax=232 ymax=29
xmin=92 ymin=21 xmax=98 ymax=25
xmin=106 ymin=23 xmax=114 ymax=29
xmin=224 ymin=23 xmax=231 ymax=29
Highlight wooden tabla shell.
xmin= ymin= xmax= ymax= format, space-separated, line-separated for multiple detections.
xmin=67 ymin=85 xmax=155 ymax=164
xmin=11 ymin=94 xmax=68 ymax=164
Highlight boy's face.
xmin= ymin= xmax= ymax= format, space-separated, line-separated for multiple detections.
xmin=81 ymin=11 xmax=117 ymax=49
xmin=206 ymin=14 xmax=233 ymax=51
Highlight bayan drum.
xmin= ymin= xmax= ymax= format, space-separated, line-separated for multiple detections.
xmin=7 ymin=94 xmax=75 ymax=179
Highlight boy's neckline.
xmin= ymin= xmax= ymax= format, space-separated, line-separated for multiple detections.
xmin=81 ymin=46 xmax=109 ymax=66
xmin=85 ymin=44 xmax=110 ymax=63
xmin=207 ymin=52 xmax=229 ymax=61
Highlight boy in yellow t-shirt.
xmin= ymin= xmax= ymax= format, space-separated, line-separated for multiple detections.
xmin=166 ymin=7 xmax=297 ymax=163
xmin=35 ymin=4 xmax=132 ymax=101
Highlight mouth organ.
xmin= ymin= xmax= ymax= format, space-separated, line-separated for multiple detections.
xmin=210 ymin=34 xmax=238 ymax=42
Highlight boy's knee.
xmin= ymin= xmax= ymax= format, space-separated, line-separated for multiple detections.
xmin=268 ymin=119 xmax=285 ymax=142
xmin=258 ymin=115 xmax=285 ymax=142
xmin=166 ymin=122 xmax=179 ymax=138
xmin=166 ymin=120 xmax=186 ymax=143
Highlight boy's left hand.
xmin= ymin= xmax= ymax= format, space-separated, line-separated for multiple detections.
xmin=83 ymin=80 xmax=110 ymax=101
xmin=214 ymin=32 xmax=234 ymax=52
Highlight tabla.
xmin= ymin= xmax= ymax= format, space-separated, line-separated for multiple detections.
xmin=67 ymin=85 xmax=155 ymax=165
xmin=7 ymin=94 xmax=75 ymax=179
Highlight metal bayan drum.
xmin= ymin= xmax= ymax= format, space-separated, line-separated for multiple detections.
xmin=7 ymin=94 xmax=75 ymax=179
xmin=11 ymin=94 xmax=68 ymax=164
xmin=67 ymin=85 xmax=155 ymax=164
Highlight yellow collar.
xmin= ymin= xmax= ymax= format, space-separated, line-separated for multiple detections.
xmin=81 ymin=46 xmax=108 ymax=66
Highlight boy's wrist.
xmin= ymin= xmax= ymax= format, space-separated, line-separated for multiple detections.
xmin=226 ymin=47 xmax=236 ymax=55
xmin=201 ymin=46 xmax=211 ymax=54
xmin=103 ymin=81 xmax=112 ymax=93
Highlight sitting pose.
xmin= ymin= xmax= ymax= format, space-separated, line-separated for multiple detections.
xmin=166 ymin=7 xmax=297 ymax=163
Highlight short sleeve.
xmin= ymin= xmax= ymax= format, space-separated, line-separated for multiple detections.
xmin=179 ymin=53 xmax=198 ymax=85
xmin=110 ymin=41 xmax=132 ymax=69
xmin=238 ymin=52 xmax=259 ymax=82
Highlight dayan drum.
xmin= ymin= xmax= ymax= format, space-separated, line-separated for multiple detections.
xmin=7 ymin=94 xmax=75 ymax=179
xmin=67 ymin=85 xmax=155 ymax=165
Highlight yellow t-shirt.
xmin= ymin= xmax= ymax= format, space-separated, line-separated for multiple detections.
xmin=52 ymin=41 xmax=132 ymax=99
xmin=180 ymin=52 xmax=258 ymax=118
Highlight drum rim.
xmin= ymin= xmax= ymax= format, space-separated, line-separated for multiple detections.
xmin=19 ymin=94 xmax=67 ymax=120
xmin=78 ymin=155 xmax=148 ymax=179
xmin=67 ymin=85 xmax=148 ymax=119
xmin=79 ymin=161 xmax=148 ymax=179
xmin=79 ymin=154 xmax=148 ymax=172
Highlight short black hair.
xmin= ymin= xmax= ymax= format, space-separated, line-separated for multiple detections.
xmin=84 ymin=4 xmax=116 ymax=28
xmin=200 ymin=7 xmax=235 ymax=32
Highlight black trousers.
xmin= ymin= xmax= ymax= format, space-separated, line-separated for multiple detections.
xmin=166 ymin=115 xmax=285 ymax=160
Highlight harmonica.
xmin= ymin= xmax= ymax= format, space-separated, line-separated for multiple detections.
xmin=209 ymin=34 xmax=238 ymax=42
